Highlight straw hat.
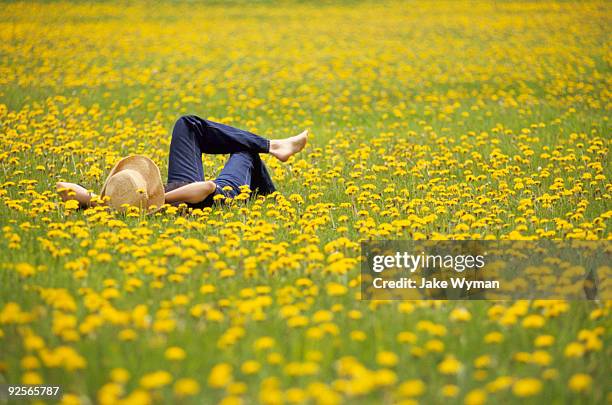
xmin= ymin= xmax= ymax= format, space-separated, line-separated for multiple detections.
xmin=100 ymin=155 xmax=165 ymax=212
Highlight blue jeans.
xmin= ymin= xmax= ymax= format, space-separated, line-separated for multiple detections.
xmin=166 ymin=115 xmax=276 ymax=208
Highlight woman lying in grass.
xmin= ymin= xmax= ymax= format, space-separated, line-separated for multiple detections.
xmin=57 ymin=115 xmax=308 ymax=211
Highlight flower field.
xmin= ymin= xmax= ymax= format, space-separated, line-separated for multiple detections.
xmin=0 ymin=1 xmax=610 ymax=404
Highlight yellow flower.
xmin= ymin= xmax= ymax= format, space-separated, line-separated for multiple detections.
xmin=374 ymin=369 xmax=397 ymax=386
xmin=287 ymin=315 xmax=309 ymax=328
xmin=564 ymin=342 xmax=585 ymax=358
xmin=464 ymin=389 xmax=487 ymax=405
xmin=21 ymin=355 xmax=40 ymax=370
xmin=474 ymin=355 xmax=491 ymax=369
xmin=522 ymin=314 xmax=545 ymax=329
xmin=267 ymin=352 xmax=283 ymax=365
xmin=208 ymin=363 xmax=232 ymax=388
xmin=397 ymin=331 xmax=417 ymax=344
xmin=512 ymin=378 xmax=542 ymax=397
xmin=350 ymin=330 xmax=367 ymax=341
xmin=164 ymin=346 xmax=186 ymax=361
xmin=425 ymin=339 xmax=444 ymax=353
xmin=486 ymin=376 xmax=513 ymax=392
xmin=376 ymin=351 xmax=399 ymax=367
xmin=228 ymin=382 xmax=248 ymax=395
xmin=120 ymin=389 xmax=151 ymax=405
xmin=326 ymin=282 xmax=347 ymax=296
xmin=438 ymin=356 xmax=462 ymax=375
xmin=531 ymin=350 xmax=551 ymax=366
xmin=174 ymin=378 xmax=200 ymax=397
xmin=118 ymin=329 xmax=137 ymax=341
xmin=15 ymin=262 xmax=36 ymax=278
xmin=312 ymin=310 xmax=333 ymax=323
xmin=24 ymin=334 xmax=45 ymax=351
xmin=484 ymin=331 xmax=504 ymax=344
xmin=139 ymin=370 xmax=172 ymax=390
xmin=284 ymin=361 xmax=319 ymax=377
xmin=241 ymin=360 xmax=261 ymax=375
xmin=64 ymin=199 xmax=80 ymax=210
xmin=449 ymin=307 xmax=472 ymax=322
xmin=253 ymin=337 xmax=275 ymax=351
xmin=110 ymin=368 xmax=130 ymax=383
xmin=60 ymin=393 xmax=81 ymax=405
xmin=285 ymin=388 xmax=308 ymax=403
xmin=22 ymin=371 xmax=43 ymax=385
xmin=397 ymin=379 xmax=425 ymax=397
xmin=568 ymin=373 xmax=592 ymax=393
xmin=534 ymin=335 xmax=555 ymax=347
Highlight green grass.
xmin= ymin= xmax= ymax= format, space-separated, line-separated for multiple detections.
xmin=0 ymin=0 xmax=610 ymax=404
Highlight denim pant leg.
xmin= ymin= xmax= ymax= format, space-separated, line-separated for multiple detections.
xmin=167 ymin=115 xmax=270 ymax=183
xmin=167 ymin=117 xmax=205 ymax=183
xmin=181 ymin=115 xmax=269 ymax=154
xmin=252 ymin=156 xmax=276 ymax=195
xmin=215 ymin=152 xmax=276 ymax=198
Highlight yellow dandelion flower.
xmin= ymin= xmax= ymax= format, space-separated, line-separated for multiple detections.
xmin=512 ymin=378 xmax=542 ymax=397
xmin=484 ymin=331 xmax=504 ymax=344
xmin=522 ymin=314 xmax=545 ymax=329
xmin=397 ymin=379 xmax=426 ymax=397
xmin=438 ymin=356 xmax=462 ymax=375
xmin=164 ymin=346 xmax=186 ymax=361
xmin=464 ymin=389 xmax=487 ymax=405
xmin=22 ymin=371 xmax=43 ymax=385
xmin=350 ymin=330 xmax=367 ymax=341
xmin=568 ymin=373 xmax=592 ymax=393
xmin=174 ymin=378 xmax=200 ymax=397
xmin=139 ymin=370 xmax=172 ymax=390
xmin=376 ymin=351 xmax=399 ymax=367
xmin=534 ymin=335 xmax=555 ymax=347
xmin=326 ymin=282 xmax=347 ymax=296
xmin=564 ymin=342 xmax=585 ymax=358
xmin=208 ymin=363 xmax=232 ymax=388
xmin=110 ymin=368 xmax=130 ymax=384
xmin=241 ymin=360 xmax=261 ymax=375
xmin=449 ymin=307 xmax=472 ymax=322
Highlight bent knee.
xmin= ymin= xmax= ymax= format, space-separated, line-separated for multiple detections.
xmin=175 ymin=115 xmax=198 ymax=126
xmin=173 ymin=115 xmax=193 ymax=132
xmin=186 ymin=181 xmax=216 ymax=204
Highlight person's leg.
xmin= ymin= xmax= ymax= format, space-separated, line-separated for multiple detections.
xmin=173 ymin=115 xmax=309 ymax=161
xmin=167 ymin=116 xmax=206 ymax=183
xmin=214 ymin=152 xmax=276 ymax=198
xmin=178 ymin=115 xmax=269 ymax=155
xmin=166 ymin=116 xmax=269 ymax=205
xmin=250 ymin=154 xmax=276 ymax=196
xmin=165 ymin=114 xmax=304 ymax=205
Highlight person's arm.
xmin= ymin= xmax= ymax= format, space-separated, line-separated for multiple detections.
xmin=164 ymin=181 xmax=217 ymax=204
xmin=56 ymin=182 xmax=98 ymax=208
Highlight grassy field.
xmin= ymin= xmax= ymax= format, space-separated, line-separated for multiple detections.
xmin=0 ymin=1 xmax=610 ymax=404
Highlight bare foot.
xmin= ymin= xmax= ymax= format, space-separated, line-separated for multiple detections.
xmin=269 ymin=129 xmax=309 ymax=162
